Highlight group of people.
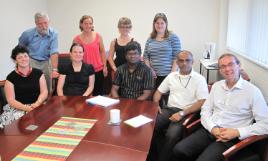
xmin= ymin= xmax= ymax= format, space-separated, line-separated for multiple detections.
xmin=0 ymin=11 xmax=268 ymax=161
xmin=146 ymin=51 xmax=268 ymax=161
xmin=0 ymin=12 xmax=180 ymax=126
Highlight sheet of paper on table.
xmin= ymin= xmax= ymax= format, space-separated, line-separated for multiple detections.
xmin=124 ymin=115 xmax=153 ymax=128
xmin=86 ymin=95 xmax=120 ymax=107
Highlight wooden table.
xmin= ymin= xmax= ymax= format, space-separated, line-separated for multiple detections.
xmin=0 ymin=96 xmax=158 ymax=161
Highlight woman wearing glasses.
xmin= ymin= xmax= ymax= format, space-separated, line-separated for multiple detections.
xmin=108 ymin=17 xmax=134 ymax=75
xmin=144 ymin=13 xmax=181 ymax=89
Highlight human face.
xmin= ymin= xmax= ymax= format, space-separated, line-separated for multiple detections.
xmin=218 ymin=56 xmax=240 ymax=82
xmin=70 ymin=46 xmax=84 ymax=63
xmin=15 ymin=53 xmax=30 ymax=68
xmin=81 ymin=18 xmax=93 ymax=32
xmin=35 ymin=17 xmax=49 ymax=35
xmin=154 ymin=18 xmax=167 ymax=34
xmin=126 ymin=49 xmax=140 ymax=64
xmin=177 ymin=52 xmax=193 ymax=75
xmin=118 ymin=24 xmax=131 ymax=36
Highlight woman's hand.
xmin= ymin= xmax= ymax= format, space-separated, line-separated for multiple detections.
xmin=103 ymin=66 xmax=108 ymax=77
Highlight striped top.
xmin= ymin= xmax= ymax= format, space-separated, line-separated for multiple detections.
xmin=143 ymin=33 xmax=181 ymax=76
xmin=113 ymin=62 xmax=154 ymax=99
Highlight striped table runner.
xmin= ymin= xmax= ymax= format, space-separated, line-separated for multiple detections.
xmin=12 ymin=117 xmax=97 ymax=161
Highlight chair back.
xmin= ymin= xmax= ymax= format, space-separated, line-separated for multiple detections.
xmin=51 ymin=53 xmax=71 ymax=96
xmin=0 ymin=80 xmax=7 ymax=114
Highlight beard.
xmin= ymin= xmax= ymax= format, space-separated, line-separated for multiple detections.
xmin=38 ymin=28 xmax=48 ymax=36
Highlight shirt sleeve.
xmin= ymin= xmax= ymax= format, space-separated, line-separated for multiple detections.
xmin=18 ymin=31 xmax=29 ymax=46
xmin=49 ymin=31 xmax=59 ymax=55
xmin=200 ymin=84 xmax=217 ymax=132
xmin=113 ymin=68 xmax=122 ymax=86
xmin=170 ymin=34 xmax=181 ymax=60
xmin=143 ymin=39 xmax=150 ymax=61
xmin=196 ymin=76 xmax=209 ymax=100
xmin=237 ymin=88 xmax=268 ymax=139
xmin=143 ymin=68 xmax=154 ymax=90
xmin=157 ymin=74 xmax=171 ymax=94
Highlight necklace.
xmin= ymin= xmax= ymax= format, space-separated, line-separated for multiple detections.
xmin=16 ymin=67 xmax=32 ymax=77
xmin=179 ymin=76 xmax=191 ymax=88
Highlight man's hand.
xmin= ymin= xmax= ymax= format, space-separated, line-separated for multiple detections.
xmin=211 ymin=127 xmax=222 ymax=140
xmin=216 ymin=128 xmax=240 ymax=142
xmin=51 ymin=71 xmax=59 ymax=78
xmin=169 ymin=112 xmax=182 ymax=122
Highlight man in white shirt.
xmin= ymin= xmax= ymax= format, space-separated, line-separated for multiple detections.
xmin=147 ymin=50 xmax=209 ymax=161
xmin=172 ymin=53 xmax=268 ymax=161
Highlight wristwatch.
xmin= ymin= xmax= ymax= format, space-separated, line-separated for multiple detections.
xmin=179 ymin=111 xmax=185 ymax=117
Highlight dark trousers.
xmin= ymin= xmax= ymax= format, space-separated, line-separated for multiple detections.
xmin=93 ymin=70 xmax=104 ymax=96
xmin=172 ymin=127 xmax=239 ymax=161
xmin=147 ymin=107 xmax=185 ymax=161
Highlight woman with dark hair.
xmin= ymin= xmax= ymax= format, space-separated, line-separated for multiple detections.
xmin=0 ymin=45 xmax=48 ymax=128
xmin=57 ymin=43 xmax=95 ymax=96
xmin=73 ymin=15 xmax=107 ymax=96
xmin=144 ymin=13 xmax=181 ymax=89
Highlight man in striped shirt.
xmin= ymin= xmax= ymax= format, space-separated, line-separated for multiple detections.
xmin=111 ymin=41 xmax=154 ymax=100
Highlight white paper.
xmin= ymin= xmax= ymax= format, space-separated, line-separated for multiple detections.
xmin=124 ymin=115 xmax=152 ymax=128
xmin=86 ymin=95 xmax=120 ymax=107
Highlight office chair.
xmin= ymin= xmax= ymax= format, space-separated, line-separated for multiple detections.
xmin=51 ymin=53 xmax=71 ymax=96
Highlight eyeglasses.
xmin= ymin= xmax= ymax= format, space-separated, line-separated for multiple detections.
xmin=219 ymin=62 xmax=237 ymax=70
xmin=119 ymin=25 xmax=131 ymax=29
xmin=178 ymin=59 xmax=192 ymax=63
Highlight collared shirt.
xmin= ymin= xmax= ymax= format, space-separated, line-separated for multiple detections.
xmin=19 ymin=27 xmax=58 ymax=61
xmin=158 ymin=70 xmax=209 ymax=109
xmin=201 ymin=77 xmax=268 ymax=139
xmin=113 ymin=62 xmax=154 ymax=99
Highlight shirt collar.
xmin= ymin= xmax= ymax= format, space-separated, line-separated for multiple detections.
xmin=175 ymin=69 xmax=194 ymax=78
xmin=222 ymin=76 xmax=244 ymax=90
xmin=34 ymin=27 xmax=51 ymax=37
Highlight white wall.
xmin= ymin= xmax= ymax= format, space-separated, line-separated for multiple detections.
xmin=47 ymin=0 xmax=220 ymax=71
xmin=0 ymin=0 xmax=47 ymax=80
xmin=0 ymin=0 xmax=220 ymax=80
xmin=218 ymin=0 xmax=268 ymax=101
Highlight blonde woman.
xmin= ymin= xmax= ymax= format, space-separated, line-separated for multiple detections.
xmin=108 ymin=17 xmax=134 ymax=74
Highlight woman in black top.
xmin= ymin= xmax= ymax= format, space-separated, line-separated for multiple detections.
xmin=108 ymin=17 xmax=134 ymax=73
xmin=57 ymin=43 xmax=95 ymax=96
xmin=0 ymin=45 xmax=48 ymax=128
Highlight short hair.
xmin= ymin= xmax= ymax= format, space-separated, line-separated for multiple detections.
xmin=117 ymin=17 xmax=132 ymax=28
xmin=11 ymin=45 xmax=29 ymax=60
xmin=125 ymin=41 xmax=141 ymax=55
xmin=218 ymin=53 xmax=240 ymax=65
xmin=34 ymin=12 xmax=49 ymax=22
xmin=150 ymin=13 xmax=170 ymax=39
xmin=79 ymin=15 xmax=93 ymax=31
xmin=177 ymin=50 xmax=193 ymax=59
xmin=69 ymin=43 xmax=84 ymax=52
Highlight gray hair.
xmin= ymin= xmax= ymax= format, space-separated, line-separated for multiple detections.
xmin=34 ymin=12 xmax=49 ymax=22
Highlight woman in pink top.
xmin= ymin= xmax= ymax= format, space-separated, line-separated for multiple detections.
xmin=73 ymin=15 xmax=107 ymax=96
